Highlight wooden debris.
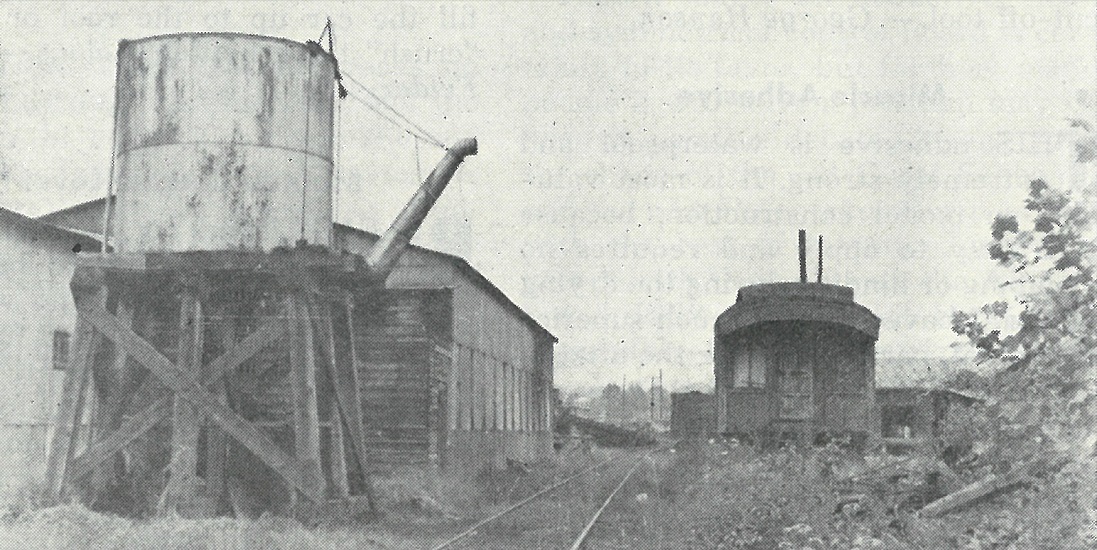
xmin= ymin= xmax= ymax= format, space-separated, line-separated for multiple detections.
xmin=918 ymin=471 xmax=1031 ymax=517
xmin=918 ymin=458 xmax=1068 ymax=517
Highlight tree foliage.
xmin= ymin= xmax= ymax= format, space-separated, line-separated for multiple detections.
xmin=951 ymin=118 xmax=1096 ymax=543
xmin=952 ymin=180 xmax=1096 ymax=451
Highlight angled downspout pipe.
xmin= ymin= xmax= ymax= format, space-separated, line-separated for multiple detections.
xmin=366 ymin=137 xmax=478 ymax=278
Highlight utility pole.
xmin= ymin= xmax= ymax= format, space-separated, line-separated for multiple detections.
xmin=659 ymin=369 xmax=664 ymax=425
xmin=650 ymin=377 xmax=656 ymax=423
xmin=621 ymin=375 xmax=627 ymax=426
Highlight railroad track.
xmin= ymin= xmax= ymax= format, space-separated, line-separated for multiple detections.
xmin=564 ymin=455 xmax=646 ymax=550
xmin=429 ymin=449 xmax=658 ymax=550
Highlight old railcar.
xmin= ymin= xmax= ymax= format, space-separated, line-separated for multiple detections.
xmin=714 ymin=231 xmax=880 ymax=445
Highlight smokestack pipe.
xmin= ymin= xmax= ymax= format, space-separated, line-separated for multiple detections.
xmin=798 ymin=229 xmax=807 ymax=283
xmin=366 ymin=137 xmax=478 ymax=277
xmin=817 ymin=235 xmax=823 ymax=283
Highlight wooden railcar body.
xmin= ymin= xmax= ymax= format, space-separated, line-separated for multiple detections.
xmin=714 ymin=282 xmax=881 ymax=444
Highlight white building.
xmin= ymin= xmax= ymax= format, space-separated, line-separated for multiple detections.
xmin=0 ymin=207 xmax=100 ymax=502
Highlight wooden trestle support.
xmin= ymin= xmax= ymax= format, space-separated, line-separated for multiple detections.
xmin=42 ymin=250 xmax=377 ymax=519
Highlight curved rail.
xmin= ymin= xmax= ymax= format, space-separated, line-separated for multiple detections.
xmin=428 ymin=445 xmax=668 ymax=550
xmin=566 ymin=455 xmax=647 ymax=550
xmin=428 ymin=455 xmax=619 ymax=550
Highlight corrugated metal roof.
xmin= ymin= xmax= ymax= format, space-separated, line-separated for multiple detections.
xmin=334 ymin=223 xmax=557 ymax=343
xmin=875 ymin=386 xmax=986 ymax=403
xmin=0 ymin=205 xmax=103 ymax=251
xmin=34 ymin=195 xmax=114 ymax=229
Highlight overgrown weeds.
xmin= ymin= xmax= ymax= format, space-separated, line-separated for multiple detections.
xmin=633 ymin=438 xmax=1092 ymax=549
xmin=2 ymin=442 xmax=1089 ymax=549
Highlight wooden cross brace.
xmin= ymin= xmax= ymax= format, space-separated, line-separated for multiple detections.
xmin=62 ymin=301 xmax=325 ymax=503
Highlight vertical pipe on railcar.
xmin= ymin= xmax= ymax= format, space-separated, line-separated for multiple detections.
xmin=798 ymin=229 xmax=807 ymax=283
xmin=817 ymin=235 xmax=823 ymax=283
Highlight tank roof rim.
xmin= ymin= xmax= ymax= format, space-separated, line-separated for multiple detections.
xmin=119 ymin=32 xmax=336 ymax=61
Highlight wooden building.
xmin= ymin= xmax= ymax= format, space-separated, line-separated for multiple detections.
xmin=714 ymin=232 xmax=880 ymax=444
xmin=336 ymin=227 xmax=556 ymax=471
xmin=876 ymin=387 xmax=982 ymax=452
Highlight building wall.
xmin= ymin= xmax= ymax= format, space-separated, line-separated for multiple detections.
xmin=335 ymin=229 xmax=554 ymax=471
xmin=354 ymin=289 xmax=453 ymax=468
xmin=446 ymin=269 xmax=553 ymax=469
xmin=0 ymin=219 xmax=93 ymax=501
xmin=33 ymin=205 xmax=556 ymax=472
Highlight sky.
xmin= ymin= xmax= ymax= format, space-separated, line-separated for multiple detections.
xmin=1 ymin=2 xmax=1094 ymax=389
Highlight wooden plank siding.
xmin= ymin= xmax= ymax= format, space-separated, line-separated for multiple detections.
xmin=718 ymin=321 xmax=878 ymax=439
xmin=354 ymin=290 xmax=447 ymax=467
xmin=336 ymin=228 xmax=555 ymax=472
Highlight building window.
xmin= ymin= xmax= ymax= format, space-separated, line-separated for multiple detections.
xmin=493 ymin=359 xmax=500 ymax=432
xmin=52 ymin=330 xmax=71 ymax=371
xmin=457 ymin=345 xmax=471 ymax=431
xmin=732 ymin=343 xmax=767 ymax=388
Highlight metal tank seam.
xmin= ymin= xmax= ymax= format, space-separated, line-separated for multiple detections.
xmin=115 ymin=142 xmax=335 ymax=165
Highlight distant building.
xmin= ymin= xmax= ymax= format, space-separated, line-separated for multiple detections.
xmin=876 ymin=387 xmax=983 ymax=452
xmin=670 ymin=391 xmax=714 ymax=436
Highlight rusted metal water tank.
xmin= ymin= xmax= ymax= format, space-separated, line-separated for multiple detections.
xmin=109 ymin=33 xmax=335 ymax=252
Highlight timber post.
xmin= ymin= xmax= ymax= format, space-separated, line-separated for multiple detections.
xmin=42 ymin=251 xmax=376 ymax=517
xmin=160 ymin=273 xmax=208 ymax=515
xmin=43 ymin=286 xmax=107 ymax=505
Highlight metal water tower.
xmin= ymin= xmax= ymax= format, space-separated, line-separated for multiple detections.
xmin=109 ymin=33 xmax=335 ymax=252
xmin=45 ymin=32 xmax=477 ymax=518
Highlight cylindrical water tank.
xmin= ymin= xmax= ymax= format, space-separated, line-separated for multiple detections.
xmin=110 ymin=33 xmax=335 ymax=252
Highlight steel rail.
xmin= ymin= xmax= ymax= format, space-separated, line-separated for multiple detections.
xmin=427 ymin=455 xmax=620 ymax=550
xmin=566 ymin=454 xmax=647 ymax=550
